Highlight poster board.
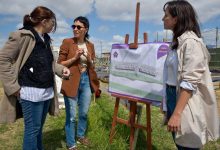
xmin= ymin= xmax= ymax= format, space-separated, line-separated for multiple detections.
xmin=109 ymin=42 xmax=170 ymax=106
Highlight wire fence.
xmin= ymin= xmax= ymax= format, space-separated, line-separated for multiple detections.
xmin=202 ymin=27 xmax=219 ymax=48
xmin=154 ymin=27 xmax=219 ymax=48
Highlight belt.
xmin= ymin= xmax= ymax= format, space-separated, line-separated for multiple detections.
xmin=166 ymin=84 xmax=176 ymax=89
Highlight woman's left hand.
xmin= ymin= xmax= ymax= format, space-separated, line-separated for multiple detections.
xmin=167 ymin=113 xmax=181 ymax=132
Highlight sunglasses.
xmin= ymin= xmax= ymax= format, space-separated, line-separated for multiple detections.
xmin=71 ymin=25 xmax=85 ymax=30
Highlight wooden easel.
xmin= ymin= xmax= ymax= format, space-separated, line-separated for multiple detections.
xmin=109 ymin=2 xmax=152 ymax=150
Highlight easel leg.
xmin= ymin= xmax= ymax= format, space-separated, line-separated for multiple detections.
xmin=109 ymin=97 xmax=120 ymax=143
xmin=133 ymin=104 xmax=143 ymax=150
xmin=146 ymin=103 xmax=152 ymax=150
xmin=129 ymin=101 xmax=137 ymax=150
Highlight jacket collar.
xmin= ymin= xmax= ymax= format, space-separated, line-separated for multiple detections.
xmin=177 ymin=31 xmax=203 ymax=47
xmin=19 ymin=26 xmax=50 ymax=42
xmin=18 ymin=29 xmax=35 ymax=39
xmin=71 ymin=37 xmax=92 ymax=52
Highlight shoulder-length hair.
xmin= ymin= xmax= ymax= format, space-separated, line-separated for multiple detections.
xmin=163 ymin=0 xmax=201 ymax=49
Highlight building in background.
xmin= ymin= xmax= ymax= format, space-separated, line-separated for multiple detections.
xmin=95 ymin=52 xmax=110 ymax=82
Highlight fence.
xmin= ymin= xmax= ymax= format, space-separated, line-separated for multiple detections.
xmin=209 ymin=48 xmax=220 ymax=71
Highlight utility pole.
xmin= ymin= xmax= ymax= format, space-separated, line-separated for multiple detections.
xmin=216 ymin=27 xmax=219 ymax=48
xmin=156 ymin=32 xmax=158 ymax=42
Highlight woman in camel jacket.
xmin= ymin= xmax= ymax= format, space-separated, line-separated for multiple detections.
xmin=0 ymin=6 xmax=71 ymax=150
xmin=0 ymin=9 xmax=68 ymax=124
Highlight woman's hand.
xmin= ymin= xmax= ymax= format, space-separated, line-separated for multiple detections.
xmin=84 ymin=51 xmax=93 ymax=64
xmin=74 ymin=48 xmax=84 ymax=60
xmin=13 ymin=89 xmax=20 ymax=97
xmin=62 ymin=67 xmax=71 ymax=79
xmin=167 ymin=113 xmax=181 ymax=132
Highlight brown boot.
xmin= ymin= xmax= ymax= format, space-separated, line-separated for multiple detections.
xmin=77 ymin=137 xmax=90 ymax=146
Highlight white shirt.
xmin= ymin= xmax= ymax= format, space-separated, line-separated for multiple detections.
xmin=78 ymin=43 xmax=88 ymax=68
xmin=20 ymin=86 xmax=54 ymax=102
xmin=164 ymin=49 xmax=196 ymax=91
xmin=162 ymin=49 xmax=196 ymax=111
xmin=165 ymin=50 xmax=178 ymax=86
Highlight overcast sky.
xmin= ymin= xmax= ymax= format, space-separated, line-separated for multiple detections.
xmin=0 ymin=0 xmax=220 ymax=56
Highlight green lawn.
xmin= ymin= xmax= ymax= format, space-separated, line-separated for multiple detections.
xmin=0 ymin=93 xmax=220 ymax=150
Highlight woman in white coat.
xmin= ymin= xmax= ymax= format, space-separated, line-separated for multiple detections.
xmin=162 ymin=0 xmax=219 ymax=149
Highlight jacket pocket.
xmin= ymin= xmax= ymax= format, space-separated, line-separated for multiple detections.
xmin=175 ymin=95 xmax=206 ymax=148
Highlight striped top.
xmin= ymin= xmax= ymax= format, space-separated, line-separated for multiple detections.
xmin=20 ymin=86 xmax=54 ymax=102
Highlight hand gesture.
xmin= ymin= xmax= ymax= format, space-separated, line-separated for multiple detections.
xmin=83 ymin=51 xmax=92 ymax=64
xmin=74 ymin=48 xmax=84 ymax=60
xmin=62 ymin=67 xmax=71 ymax=79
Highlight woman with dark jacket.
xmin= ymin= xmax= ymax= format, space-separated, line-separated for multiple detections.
xmin=0 ymin=6 xmax=70 ymax=150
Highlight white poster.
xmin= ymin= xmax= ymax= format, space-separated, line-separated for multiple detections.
xmin=109 ymin=43 xmax=170 ymax=106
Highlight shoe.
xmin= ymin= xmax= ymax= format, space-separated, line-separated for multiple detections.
xmin=68 ymin=146 xmax=78 ymax=150
xmin=77 ymin=137 xmax=90 ymax=146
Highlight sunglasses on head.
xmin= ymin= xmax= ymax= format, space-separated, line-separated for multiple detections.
xmin=71 ymin=25 xmax=85 ymax=30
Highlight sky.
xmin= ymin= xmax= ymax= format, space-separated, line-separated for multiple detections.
xmin=0 ymin=0 xmax=220 ymax=57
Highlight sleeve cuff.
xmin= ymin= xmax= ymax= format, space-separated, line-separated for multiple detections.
xmin=180 ymin=81 xmax=196 ymax=91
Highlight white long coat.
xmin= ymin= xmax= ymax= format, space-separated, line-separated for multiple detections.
xmin=175 ymin=31 xmax=219 ymax=148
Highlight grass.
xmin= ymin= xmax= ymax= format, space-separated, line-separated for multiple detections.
xmin=0 ymin=93 xmax=220 ymax=150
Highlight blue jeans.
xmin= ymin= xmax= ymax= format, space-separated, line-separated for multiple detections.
xmin=166 ymin=85 xmax=177 ymax=121
xmin=64 ymin=71 xmax=92 ymax=148
xmin=20 ymin=99 xmax=51 ymax=150
xmin=166 ymin=85 xmax=199 ymax=150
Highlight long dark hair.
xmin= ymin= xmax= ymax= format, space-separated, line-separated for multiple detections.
xmin=163 ymin=0 xmax=201 ymax=49
xmin=23 ymin=6 xmax=57 ymax=32
xmin=74 ymin=16 xmax=90 ymax=40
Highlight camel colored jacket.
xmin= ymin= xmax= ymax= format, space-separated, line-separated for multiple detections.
xmin=0 ymin=29 xmax=64 ymax=123
xmin=175 ymin=31 xmax=219 ymax=148
xmin=57 ymin=38 xmax=99 ymax=97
